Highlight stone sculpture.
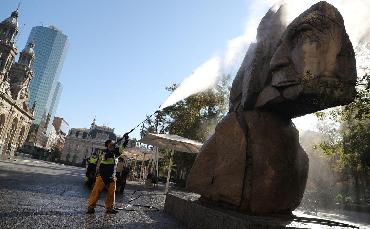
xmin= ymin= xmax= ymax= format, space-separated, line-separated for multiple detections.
xmin=186 ymin=1 xmax=357 ymax=214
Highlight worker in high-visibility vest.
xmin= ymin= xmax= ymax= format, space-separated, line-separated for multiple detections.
xmin=87 ymin=134 xmax=129 ymax=214
xmin=85 ymin=152 xmax=99 ymax=187
xmin=88 ymin=153 xmax=98 ymax=164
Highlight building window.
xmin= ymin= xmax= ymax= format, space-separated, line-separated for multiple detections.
xmin=0 ymin=114 xmax=5 ymax=137
xmin=17 ymin=126 xmax=26 ymax=148
xmin=5 ymin=118 xmax=18 ymax=152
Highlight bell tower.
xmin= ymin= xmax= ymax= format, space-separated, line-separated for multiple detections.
xmin=19 ymin=42 xmax=35 ymax=68
xmin=9 ymin=42 xmax=35 ymax=101
xmin=91 ymin=118 xmax=96 ymax=129
xmin=0 ymin=10 xmax=19 ymax=85
xmin=0 ymin=10 xmax=19 ymax=43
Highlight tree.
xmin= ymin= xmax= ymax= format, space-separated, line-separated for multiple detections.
xmin=146 ymin=75 xmax=230 ymax=141
xmin=143 ymin=75 xmax=231 ymax=184
xmin=316 ymin=70 xmax=370 ymax=203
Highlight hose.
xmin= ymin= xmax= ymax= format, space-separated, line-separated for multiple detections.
xmin=95 ymin=189 xmax=165 ymax=211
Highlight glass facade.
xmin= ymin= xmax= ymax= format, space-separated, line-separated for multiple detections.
xmin=27 ymin=26 xmax=68 ymax=129
xmin=47 ymin=82 xmax=62 ymax=134
xmin=52 ymin=117 xmax=69 ymax=135
xmin=59 ymin=119 xmax=69 ymax=135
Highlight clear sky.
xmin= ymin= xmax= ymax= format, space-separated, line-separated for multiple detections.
xmin=1 ymin=0 xmax=319 ymax=138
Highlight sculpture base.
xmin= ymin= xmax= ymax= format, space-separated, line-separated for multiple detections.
xmin=164 ymin=191 xmax=358 ymax=229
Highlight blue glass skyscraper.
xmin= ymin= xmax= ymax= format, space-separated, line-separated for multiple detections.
xmin=27 ymin=26 xmax=68 ymax=127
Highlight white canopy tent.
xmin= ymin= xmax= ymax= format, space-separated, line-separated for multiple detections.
xmin=123 ymin=147 xmax=162 ymax=180
xmin=139 ymin=133 xmax=202 ymax=154
xmin=139 ymin=133 xmax=203 ymax=193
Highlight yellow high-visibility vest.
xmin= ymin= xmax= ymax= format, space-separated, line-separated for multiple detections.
xmin=88 ymin=155 xmax=98 ymax=164
xmin=100 ymin=155 xmax=116 ymax=165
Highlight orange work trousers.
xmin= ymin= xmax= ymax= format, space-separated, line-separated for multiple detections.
xmin=87 ymin=176 xmax=116 ymax=210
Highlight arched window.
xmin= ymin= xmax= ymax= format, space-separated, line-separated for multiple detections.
xmin=17 ymin=126 xmax=26 ymax=148
xmin=8 ymin=118 xmax=18 ymax=144
xmin=0 ymin=114 xmax=6 ymax=137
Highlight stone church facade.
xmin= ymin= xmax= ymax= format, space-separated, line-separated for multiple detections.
xmin=0 ymin=10 xmax=35 ymax=157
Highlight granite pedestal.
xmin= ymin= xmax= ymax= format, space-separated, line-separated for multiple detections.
xmin=164 ymin=191 xmax=358 ymax=229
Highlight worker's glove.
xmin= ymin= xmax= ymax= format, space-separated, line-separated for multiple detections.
xmin=123 ymin=133 xmax=129 ymax=140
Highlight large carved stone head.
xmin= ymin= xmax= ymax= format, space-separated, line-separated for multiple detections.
xmin=255 ymin=1 xmax=357 ymax=118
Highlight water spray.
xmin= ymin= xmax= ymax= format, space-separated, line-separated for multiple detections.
xmin=123 ymin=58 xmax=222 ymax=137
xmin=122 ymin=0 xmax=370 ymax=138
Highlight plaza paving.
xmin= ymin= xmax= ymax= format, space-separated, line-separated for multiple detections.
xmin=0 ymin=157 xmax=369 ymax=229
xmin=0 ymin=157 xmax=183 ymax=229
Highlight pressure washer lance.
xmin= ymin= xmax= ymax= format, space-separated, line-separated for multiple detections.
xmin=118 ymin=108 xmax=161 ymax=140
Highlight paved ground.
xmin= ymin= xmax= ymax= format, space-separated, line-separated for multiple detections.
xmin=294 ymin=208 xmax=370 ymax=228
xmin=1 ymin=157 xmax=369 ymax=229
xmin=0 ymin=157 xmax=183 ymax=229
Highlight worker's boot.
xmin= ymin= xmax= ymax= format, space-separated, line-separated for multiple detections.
xmin=86 ymin=207 xmax=95 ymax=214
xmin=106 ymin=208 xmax=119 ymax=214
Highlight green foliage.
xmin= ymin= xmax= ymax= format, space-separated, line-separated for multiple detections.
xmin=335 ymin=193 xmax=344 ymax=203
xmin=316 ymin=72 xmax=370 ymax=202
xmin=143 ymin=75 xmax=230 ymax=142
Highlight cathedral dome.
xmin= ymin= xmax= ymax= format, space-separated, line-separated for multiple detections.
xmin=19 ymin=42 xmax=35 ymax=67
xmin=22 ymin=42 xmax=35 ymax=56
